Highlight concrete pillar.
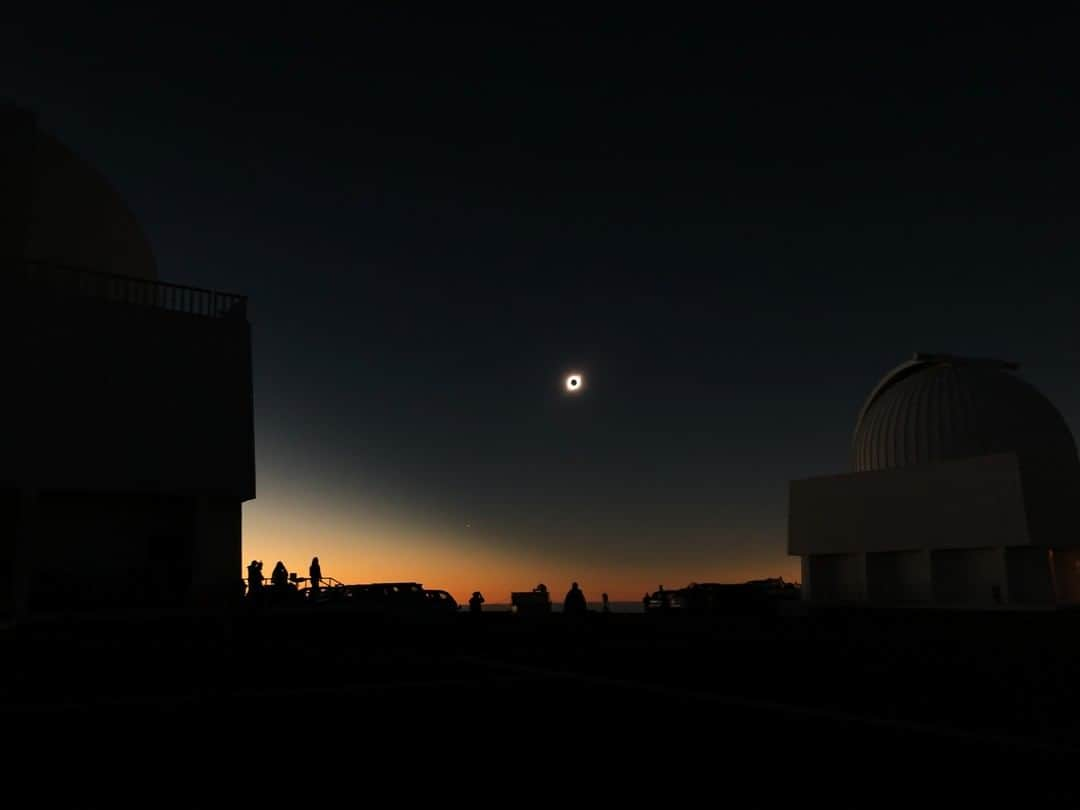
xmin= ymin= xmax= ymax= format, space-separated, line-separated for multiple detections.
xmin=930 ymin=547 xmax=1009 ymax=606
xmin=855 ymin=552 xmax=868 ymax=602
xmin=804 ymin=553 xmax=866 ymax=602
xmin=1005 ymin=547 xmax=1054 ymax=605
xmin=189 ymin=496 xmax=242 ymax=608
xmin=866 ymin=549 xmax=931 ymax=604
xmin=0 ymin=495 xmax=14 ymax=618
xmin=10 ymin=489 xmax=38 ymax=620
xmin=1050 ymin=549 xmax=1080 ymax=604
xmin=996 ymin=546 xmax=1009 ymax=606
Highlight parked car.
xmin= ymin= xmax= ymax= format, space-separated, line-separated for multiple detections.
xmin=424 ymin=589 xmax=458 ymax=612
xmin=511 ymin=584 xmax=552 ymax=615
xmin=646 ymin=579 xmax=800 ymax=615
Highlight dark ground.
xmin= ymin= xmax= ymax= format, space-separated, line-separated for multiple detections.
xmin=3 ymin=606 xmax=1078 ymax=797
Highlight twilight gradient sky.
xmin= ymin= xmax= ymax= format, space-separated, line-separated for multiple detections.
xmin=5 ymin=12 xmax=1080 ymax=600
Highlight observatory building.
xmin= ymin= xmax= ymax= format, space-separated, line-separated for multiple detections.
xmin=789 ymin=353 xmax=1080 ymax=608
xmin=1 ymin=104 xmax=254 ymax=615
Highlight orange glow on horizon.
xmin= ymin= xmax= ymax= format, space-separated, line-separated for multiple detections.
xmin=243 ymin=498 xmax=799 ymax=606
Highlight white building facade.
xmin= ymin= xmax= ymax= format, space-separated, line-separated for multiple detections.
xmin=789 ymin=353 xmax=1080 ymax=608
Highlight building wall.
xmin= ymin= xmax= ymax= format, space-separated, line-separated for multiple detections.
xmin=5 ymin=290 xmax=254 ymax=500
xmin=1 ymin=106 xmax=253 ymax=614
xmin=789 ymin=453 xmax=1030 ymax=556
xmin=26 ymin=492 xmax=196 ymax=610
xmin=1 ymin=292 xmax=252 ymax=614
xmin=0 ymin=490 xmax=20 ymax=614
xmin=1022 ymin=464 xmax=1080 ymax=548
xmin=1 ymin=490 xmax=245 ymax=613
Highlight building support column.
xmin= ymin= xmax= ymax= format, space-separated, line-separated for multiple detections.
xmin=10 ymin=489 xmax=38 ymax=620
xmin=995 ymin=546 xmax=1010 ymax=606
xmin=856 ymin=552 xmax=868 ymax=602
xmin=189 ymin=496 xmax=243 ymax=608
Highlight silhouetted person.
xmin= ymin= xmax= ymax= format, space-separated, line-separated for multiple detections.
xmin=309 ymin=556 xmax=322 ymax=592
xmin=469 ymin=591 xmax=485 ymax=613
xmin=271 ymin=560 xmax=289 ymax=589
xmin=563 ymin=582 xmax=587 ymax=616
xmin=601 ymin=592 xmax=610 ymax=613
xmin=247 ymin=560 xmax=264 ymax=594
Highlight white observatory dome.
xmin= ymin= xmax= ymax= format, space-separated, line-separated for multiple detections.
xmin=852 ymin=353 xmax=1079 ymax=477
xmin=22 ymin=131 xmax=157 ymax=281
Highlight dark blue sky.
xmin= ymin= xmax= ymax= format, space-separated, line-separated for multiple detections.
xmin=5 ymin=11 xmax=1079 ymax=593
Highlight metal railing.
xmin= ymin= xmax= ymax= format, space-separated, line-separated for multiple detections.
xmin=294 ymin=575 xmax=344 ymax=591
xmin=244 ymin=575 xmax=344 ymax=595
xmin=16 ymin=261 xmax=248 ymax=320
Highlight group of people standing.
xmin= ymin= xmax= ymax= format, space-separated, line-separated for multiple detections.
xmin=245 ymin=556 xmax=321 ymax=596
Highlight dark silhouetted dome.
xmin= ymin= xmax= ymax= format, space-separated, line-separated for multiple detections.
xmin=22 ymin=132 xmax=157 ymax=280
xmin=852 ymin=353 xmax=1079 ymax=474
